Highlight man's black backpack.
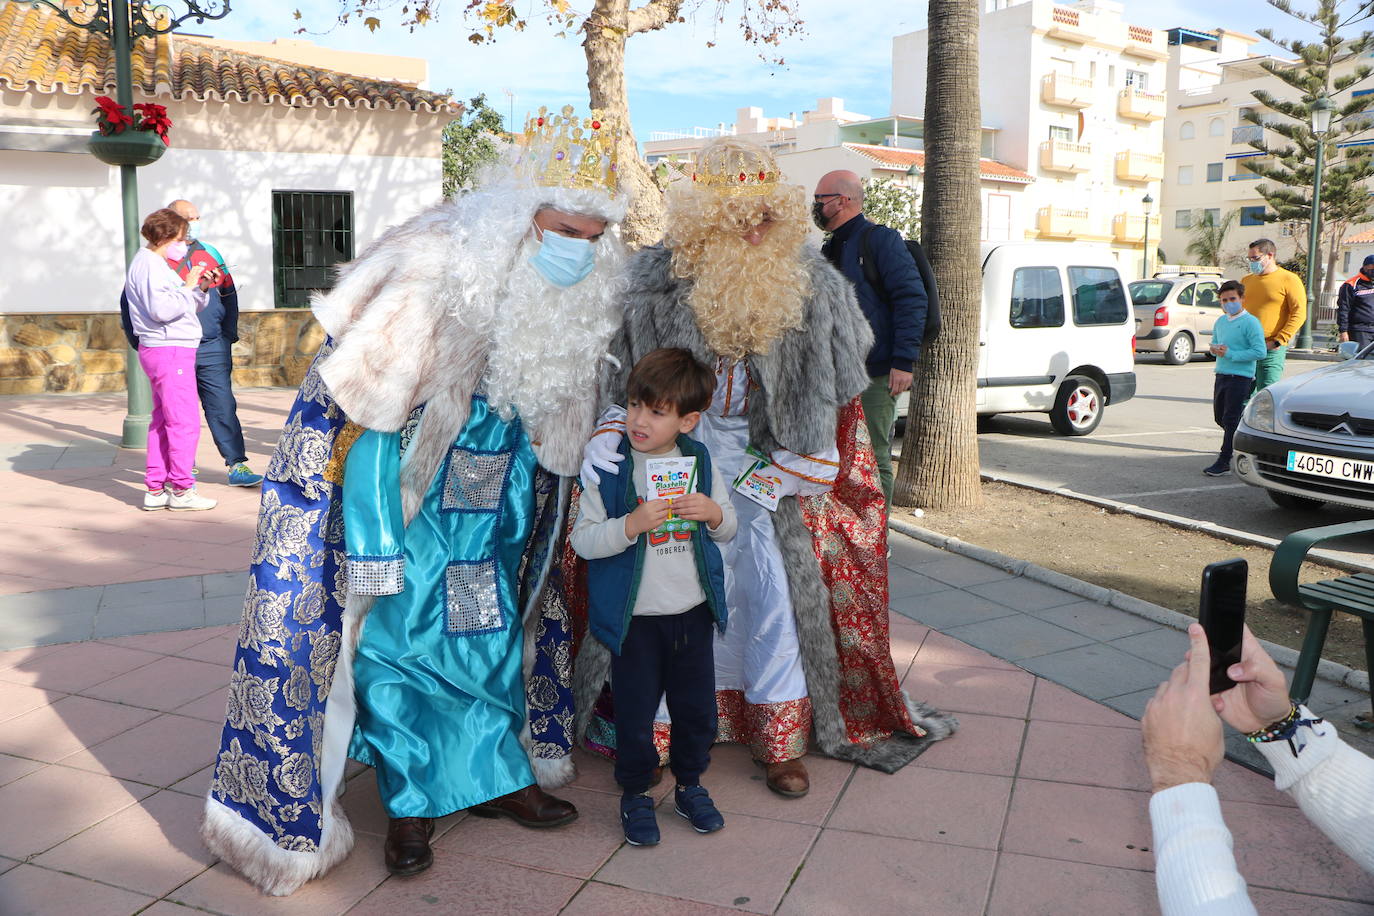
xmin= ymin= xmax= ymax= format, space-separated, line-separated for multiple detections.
xmin=859 ymin=225 xmax=942 ymax=343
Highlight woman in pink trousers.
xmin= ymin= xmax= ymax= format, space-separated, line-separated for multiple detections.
xmin=123 ymin=207 xmax=220 ymax=511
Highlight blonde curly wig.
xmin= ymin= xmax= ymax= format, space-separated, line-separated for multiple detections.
xmin=664 ymin=138 xmax=812 ymax=359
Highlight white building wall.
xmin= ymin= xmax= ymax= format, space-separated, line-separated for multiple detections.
xmin=0 ymin=147 xmax=441 ymax=313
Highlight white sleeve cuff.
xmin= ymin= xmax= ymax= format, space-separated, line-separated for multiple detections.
xmin=1254 ymin=706 xmax=1341 ymax=791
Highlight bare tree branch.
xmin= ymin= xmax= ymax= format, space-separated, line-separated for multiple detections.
xmin=627 ymin=0 xmax=685 ymax=34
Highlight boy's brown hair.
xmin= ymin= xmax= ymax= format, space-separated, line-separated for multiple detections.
xmin=1219 ymin=279 xmax=1245 ymax=298
xmin=626 ymin=348 xmax=714 ymax=416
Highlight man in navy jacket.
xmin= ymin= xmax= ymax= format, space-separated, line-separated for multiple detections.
xmin=815 ymin=170 xmax=927 ymax=507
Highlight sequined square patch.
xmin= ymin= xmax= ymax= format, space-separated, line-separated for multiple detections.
xmin=444 ymin=559 xmax=505 ymax=635
xmin=441 ymin=448 xmax=511 ymax=513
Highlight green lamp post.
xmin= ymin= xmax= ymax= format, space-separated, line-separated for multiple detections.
xmin=1300 ymin=94 xmax=1334 ymax=351
xmin=29 ymin=0 xmax=230 ymax=447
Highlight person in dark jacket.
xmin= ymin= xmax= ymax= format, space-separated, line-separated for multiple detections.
xmin=1337 ymin=255 xmax=1374 ymax=349
xmin=122 ymin=200 xmax=263 ymax=486
xmin=815 ymin=170 xmax=927 ymax=508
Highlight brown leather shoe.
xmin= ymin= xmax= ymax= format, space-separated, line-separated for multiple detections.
xmin=468 ymin=785 xmax=579 ymax=828
xmin=764 ymin=758 xmax=810 ymax=798
xmin=384 ymin=817 xmax=434 ymax=877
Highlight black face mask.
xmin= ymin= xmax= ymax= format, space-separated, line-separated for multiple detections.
xmin=811 ymin=200 xmax=830 ymax=230
xmin=1361 ymin=267 xmax=1374 ymax=280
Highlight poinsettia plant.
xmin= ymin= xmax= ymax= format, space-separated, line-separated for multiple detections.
xmin=92 ymin=96 xmax=173 ymax=145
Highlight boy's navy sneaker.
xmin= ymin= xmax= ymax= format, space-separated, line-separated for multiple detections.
xmin=620 ymin=793 xmax=659 ymax=847
xmin=674 ymin=785 xmax=724 ymax=834
xmin=1203 ymin=461 xmax=1230 ymax=477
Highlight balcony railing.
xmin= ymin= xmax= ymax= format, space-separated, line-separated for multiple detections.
xmin=1042 ymin=72 xmax=1094 ymax=109
xmin=1124 ymin=24 xmax=1169 ymax=60
xmin=1231 ymin=125 xmax=1263 ymax=144
xmin=1039 ymin=139 xmax=1093 ymax=173
xmin=1115 ymin=150 xmax=1165 ymax=182
xmin=1037 ymin=207 xmax=1092 ymax=239
xmin=1112 ymin=213 xmax=1161 ymax=244
xmin=1118 ymin=88 xmax=1165 ymax=122
xmin=1048 ymin=6 xmax=1091 ymax=42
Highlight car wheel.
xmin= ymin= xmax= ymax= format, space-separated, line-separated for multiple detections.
xmin=1266 ymin=490 xmax=1327 ymax=511
xmin=1164 ymin=333 xmax=1194 ymax=365
xmin=1049 ymin=376 xmax=1104 ymax=436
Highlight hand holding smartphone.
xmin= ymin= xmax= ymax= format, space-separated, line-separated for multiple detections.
xmin=1198 ymin=559 xmax=1247 ymax=694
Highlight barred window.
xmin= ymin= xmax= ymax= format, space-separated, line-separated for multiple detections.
xmin=271 ymin=190 xmax=354 ymax=309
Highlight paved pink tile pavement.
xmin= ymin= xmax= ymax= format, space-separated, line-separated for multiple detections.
xmin=3 ymin=391 xmax=1373 ymax=914
xmin=0 ymin=616 xmax=1370 ymax=915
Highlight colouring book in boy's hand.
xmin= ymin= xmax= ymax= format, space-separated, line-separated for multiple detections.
xmin=732 ymin=446 xmax=781 ymax=512
xmin=645 ymin=456 xmax=698 ymax=533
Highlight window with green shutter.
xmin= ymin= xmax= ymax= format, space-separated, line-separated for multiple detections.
xmin=271 ymin=190 xmax=354 ymax=308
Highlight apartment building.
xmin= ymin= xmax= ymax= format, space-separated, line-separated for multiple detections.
xmin=642 ymin=99 xmax=1034 ymax=242
xmin=894 ymin=0 xmax=1168 ymax=273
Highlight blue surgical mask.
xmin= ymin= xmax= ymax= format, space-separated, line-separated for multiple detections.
xmin=529 ymin=223 xmax=596 ymax=288
xmin=187 ymin=221 xmax=200 ymax=240
xmin=1247 ymin=258 xmax=1264 ymax=275
xmin=1221 ymin=298 xmax=1243 ymax=316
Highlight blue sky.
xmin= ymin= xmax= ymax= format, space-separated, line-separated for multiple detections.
xmin=207 ymin=0 xmax=1318 ymax=140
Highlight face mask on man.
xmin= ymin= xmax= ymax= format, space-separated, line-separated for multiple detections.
xmin=529 ymin=223 xmax=596 ymax=288
xmin=165 ymin=240 xmax=189 ymax=262
xmin=1360 ymin=266 xmax=1374 ymax=280
xmin=187 ymin=221 xmax=200 ymax=241
xmin=1221 ymin=297 xmax=1244 ymax=316
xmin=1247 ymin=258 xmax=1265 ymax=275
xmin=811 ymin=200 xmax=830 ymax=231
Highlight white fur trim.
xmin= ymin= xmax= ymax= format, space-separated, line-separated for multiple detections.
xmin=200 ymin=795 xmax=353 ymax=897
xmin=531 ymin=754 xmax=576 ymax=790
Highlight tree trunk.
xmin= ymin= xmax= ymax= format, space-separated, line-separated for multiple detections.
xmin=582 ymin=0 xmax=671 ymax=248
xmin=893 ymin=0 xmax=983 ymax=510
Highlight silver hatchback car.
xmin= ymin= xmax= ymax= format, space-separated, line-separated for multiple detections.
xmin=1131 ymin=273 xmax=1225 ymax=365
xmin=1233 ymin=341 xmax=1374 ymax=511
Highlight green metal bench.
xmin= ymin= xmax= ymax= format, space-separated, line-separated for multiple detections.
xmin=1269 ymin=519 xmax=1374 ymax=723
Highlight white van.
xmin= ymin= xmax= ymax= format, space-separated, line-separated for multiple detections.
xmin=898 ymin=241 xmax=1137 ymax=436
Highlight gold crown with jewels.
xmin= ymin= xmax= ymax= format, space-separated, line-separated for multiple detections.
xmin=674 ymin=138 xmax=783 ymax=196
xmin=517 ymin=105 xmax=623 ymax=197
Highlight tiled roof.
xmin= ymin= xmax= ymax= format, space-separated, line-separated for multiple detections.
xmin=843 ymin=143 xmax=1034 ymax=184
xmin=1342 ymin=227 xmax=1374 ymax=246
xmin=0 ymin=2 xmax=455 ymax=112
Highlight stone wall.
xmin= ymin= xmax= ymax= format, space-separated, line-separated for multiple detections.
xmin=0 ymin=311 xmax=323 ymax=395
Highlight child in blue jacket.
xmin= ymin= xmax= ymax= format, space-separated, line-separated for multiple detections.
xmin=1206 ymin=280 xmax=1268 ymax=477
xmin=571 ymin=348 xmax=738 ymax=847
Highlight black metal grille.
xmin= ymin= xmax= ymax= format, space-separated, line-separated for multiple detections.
xmin=271 ymin=190 xmax=354 ymax=308
xmin=1288 ymin=412 xmax=1374 ymax=437
xmin=1251 ymin=450 xmax=1374 ymax=504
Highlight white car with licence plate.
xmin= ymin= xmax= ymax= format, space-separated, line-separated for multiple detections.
xmin=1232 ymin=341 xmax=1374 ymax=511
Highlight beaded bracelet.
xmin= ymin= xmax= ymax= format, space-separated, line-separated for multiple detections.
xmin=1245 ymin=704 xmax=1301 ymax=743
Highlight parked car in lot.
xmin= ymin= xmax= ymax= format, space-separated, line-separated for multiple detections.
xmin=1131 ymin=271 xmax=1224 ymax=365
xmin=1233 ymin=340 xmax=1374 ymax=511
xmin=896 ymin=241 xmax=1137 ymax=436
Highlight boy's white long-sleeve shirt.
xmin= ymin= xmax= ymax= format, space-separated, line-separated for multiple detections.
xmin=1151 ymin=711 xmax=1374 ymax=915
xmin=571 ymin=445 xmax=737 ymax=616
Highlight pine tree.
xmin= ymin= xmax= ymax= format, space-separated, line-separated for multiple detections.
xmin=1243 ymin=0 xmax=1374 ymax=295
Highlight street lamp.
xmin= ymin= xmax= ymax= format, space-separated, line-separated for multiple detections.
xmin=31 ymin=0 xmax=231 ymax=447
xmin=1300 ymin=94 xmax=1335 ymax=350
xmin=1141 ymin=192 xmax=1154 ymax=279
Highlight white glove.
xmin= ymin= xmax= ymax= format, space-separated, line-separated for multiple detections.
xmin=580 ymin=405 xmax=627 ymax=486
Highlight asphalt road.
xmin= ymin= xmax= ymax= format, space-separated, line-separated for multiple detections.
xmin=969 ymin=352 xmax=1374 ymax=563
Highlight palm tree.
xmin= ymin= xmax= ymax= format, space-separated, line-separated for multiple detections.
xmin=893 ymin=0 xmax=983 ymax=509
xmin=1184 ymin=209 xmax=1237 ymax=267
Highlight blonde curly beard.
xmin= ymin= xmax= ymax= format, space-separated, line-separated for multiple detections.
xmin=665 ymin=185 xmax=811 ymax=360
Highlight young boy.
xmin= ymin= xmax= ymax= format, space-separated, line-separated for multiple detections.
xmin=1205 ymin=279 xmax=1268 ymax=477
xmin=571 ymin=348 xmax=737 ymax=847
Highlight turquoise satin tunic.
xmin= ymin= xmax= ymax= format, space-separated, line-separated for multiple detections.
xmin=343 ymin=396 xmax=538 ymax=818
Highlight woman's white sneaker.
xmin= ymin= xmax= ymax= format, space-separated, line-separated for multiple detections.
xmin=168 ymin=487 xmax=216 ymax=511
xmin=142 ymin=489 xmax=169 ymax=511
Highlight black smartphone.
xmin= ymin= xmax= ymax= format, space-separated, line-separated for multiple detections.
xmin=1199 ymin=558 xmax=1247 ymax=694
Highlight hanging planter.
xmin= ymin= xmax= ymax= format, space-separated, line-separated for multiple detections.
xmin=87 ymin=96 xmax=172 ymax=166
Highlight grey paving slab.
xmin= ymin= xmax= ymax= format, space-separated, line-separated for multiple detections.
xmin=887 ymin=569 xmax=954 ymax=600
xmin=204 ymin=594 xmax=244 ymax=626
xmin=919 ymin=556 xmax=1016 ymax=589
xmin=1025 ymin=600 xmax=1162 ymax=641
xmin=964 ymin=576 xmax=1080 ymax=612
xmin=1108 ymin=627 xmax=1192 ymax=668
xmin=50 ymin=448 xmax=116 ymax=469
xmin=943 ymin=613 xmax=1094 ymax=662
xmin=0 ymin=613 xmax=95 ymax=650
xmin=893 ymin=588 xmax=1021 ymax=631
xmin=0 ymin=587 xmax=103 ymax=619
xmin=202 ymin=571 xmax=247 ymax=600
xmin=1100 ymin=686 xmax=1157 ymax=719
xmin=888 ymin=537 xmax=948 ymax=570
xmin=93 ymin=601 xmax=205 ymax=639
xmin=1019 ymin=644 xmax=1172 ymax=701
xmin=1224 ymin=732 xmax=1271 ymax=777
xmin=98 ymin=575 xmax=205 ymax=610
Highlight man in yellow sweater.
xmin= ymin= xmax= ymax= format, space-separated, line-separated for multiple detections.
xmin=1239 ymin=237 xmax=1306 ymax=391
